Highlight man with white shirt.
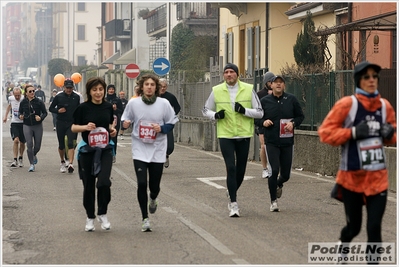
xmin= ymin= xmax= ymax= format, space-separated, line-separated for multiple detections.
xmin=3 ymin=87 xmax=26 ymax=167
xmin=202 ymin=63 xmax=263 ymax=217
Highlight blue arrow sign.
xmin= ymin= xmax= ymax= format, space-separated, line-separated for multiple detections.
xmin=153 ymin=57 xmax=170 ymax=76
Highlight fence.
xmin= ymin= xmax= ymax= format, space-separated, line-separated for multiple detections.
xmin=80 ymin=66 xmax=396 ymax=132
xmin=167 ymin=68 xmax=396 ymax=131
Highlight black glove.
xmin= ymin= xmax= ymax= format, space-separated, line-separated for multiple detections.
xmin=380 ymin=123 xmax=395 ymax=140
xmin=215 ymin=110 xmax=225 ymax=120
xmin=235 ymin=102 xmax=246 ymax=114
xmin=351 ymin=121 xmax=369 ymax=140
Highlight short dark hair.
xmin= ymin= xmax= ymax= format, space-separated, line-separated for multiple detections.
xmin=85 ymin=77 xmax=107 ymax=102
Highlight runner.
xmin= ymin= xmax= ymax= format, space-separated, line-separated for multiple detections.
xmin=3 ymin=87 xmax=26 ymax=168
xmin=18 ymin=84 xmax=48 ymax=172
xmin=159 ymin=78 xmax=181 ymax=168
xmin=49 ymin=79 xmax=81 ymax=173
xmin=72 ymin=77 xmax=117 ymax=232
xmin=121 ymin=73 xmax=178 ymax=231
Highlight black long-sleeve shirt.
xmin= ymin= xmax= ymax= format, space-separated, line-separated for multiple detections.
xmin=255 ymin=92 xmax=304 ymax=146
xmin=49 ymin=91 xmax=81 ymax=122
xmin=160 ymin=91 xmax=181 ymax=115
xmin=19 ymin=97 xmax=48 ymax=126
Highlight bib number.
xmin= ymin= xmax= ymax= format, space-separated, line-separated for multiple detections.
xmin=139 ymin=121 xmax=157 ymax=143
xmin=357 ymin=137 xmax=386 ymax=170
xmin=88 ymin=127 xmax=109 ymax=148
xmin=279 ymin=118 xmax=293 ymax=138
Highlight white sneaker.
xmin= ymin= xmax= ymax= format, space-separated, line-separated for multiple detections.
xmin=67 ymin=164 xmax=74 ymax=173
xmin=97 ymin=214 xmax=111 ymax=230
xmin=28 ymin=164 xmax=35 ymax=172
xmin=141 ymin=218 xmax=151 ymax=232
xmin=85 ymin=218 xmax=95 ymax=232
xmin=226 ymin=190 xmax=231 ymax=210
xmin=18 ymin=158 xmax=23 ymax=167
xmin=229 ymin=202 xmax=240 ymax=217
xmin=60 ymin=162 xmax=67 ymax=173
xmin=10 ymin=160 xmax=18 ymax=168
xmin=262 ymin=169 xmax=269 ymax=178
xmin=270 ymin=200 xmax=280 ymax=212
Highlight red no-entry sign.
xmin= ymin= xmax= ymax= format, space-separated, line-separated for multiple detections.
xmin=125 ymin=63 xmax=140 ymax=79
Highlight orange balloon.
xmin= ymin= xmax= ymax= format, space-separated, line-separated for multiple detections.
xmin=54 ymin=74 xmax=65 ymax=87
xmin=71 ymin=72 xmax=82 ymax=84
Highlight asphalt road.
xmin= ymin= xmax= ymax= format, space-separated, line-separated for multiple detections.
xmin=2 ymin=98 xmax=397 ymax=265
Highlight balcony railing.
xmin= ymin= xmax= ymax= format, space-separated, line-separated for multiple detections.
xmin=145 ymin=4 xmax=167 ymax=35
xmin=105 ymin=19 xmax=130 ymax=41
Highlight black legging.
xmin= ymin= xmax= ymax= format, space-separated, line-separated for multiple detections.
xmin=133 ymin=160 xmax=164 ymax=220
xmin=340 ymin=187 xmax=387 ymax=243
xmin=56 ymin=120 xmax=77 ymax=150
xmin=78 ymin=148 xmax=113 ymax=219
xmin=219 ymin=138 xmax=250 ymax=203
xmin=265 ymin=144 xmax=293 ymax=201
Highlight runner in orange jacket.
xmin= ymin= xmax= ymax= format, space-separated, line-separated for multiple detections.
xmin=318 ymin=61 xmax=396 ymax=262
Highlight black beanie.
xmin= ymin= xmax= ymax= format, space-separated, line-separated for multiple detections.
xmin=107 ymin=84 xmax=115 ymax=90
xmin=353 ymin=61 xmax=381 ymax=88
xmin=224 ymin=63 xmax=239 ymax=76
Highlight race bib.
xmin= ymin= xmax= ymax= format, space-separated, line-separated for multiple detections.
xmin=12 ymin=107 xmax=19 ymax=118
xmin=139 ymin=120 xmax=157 ymax=143
xmin=357 ymin=137 xmax=386 ymax=171
xmin=280 ymin=119 xmax=294 ymax=138
xmin=88 ymin=127 xmax=109 ymax=148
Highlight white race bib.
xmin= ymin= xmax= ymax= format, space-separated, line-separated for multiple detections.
xmin=357 ymin=137 xmax=386 ymax=171
xmin=88 ymin=127 xmax=109 ymax=148
xmin=139 ymin=120 xmax=157 ymax=143
xmin=279 ymin=118 xmax=293 ymax=138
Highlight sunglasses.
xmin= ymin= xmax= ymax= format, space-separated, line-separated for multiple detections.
xmin=27 ymin=90 xmax=35 ymax=93
xmin=361 ymin=74 xmax=379 ymax=80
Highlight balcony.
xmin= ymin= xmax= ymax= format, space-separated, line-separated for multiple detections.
xmin=105 ymin=19 xmax=130 ymax=41
xmin=210 ymin=3 xmax=246 ymax=17
xmin=144 ymin=4 xmax=167 ymax=38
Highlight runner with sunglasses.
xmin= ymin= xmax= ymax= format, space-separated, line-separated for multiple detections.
xmin=318 ymin=61 xmax=396 ymax=264
xmin=18 ymin=84 xmax=48 ymax=172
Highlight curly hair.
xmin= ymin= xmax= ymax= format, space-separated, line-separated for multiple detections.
xmin=136 ymin=73 xmax=160 ymax=97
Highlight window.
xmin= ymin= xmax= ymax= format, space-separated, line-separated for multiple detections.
xmin=77 ymin=25 xmax=85 ymax=41
xmin=77 ymin=56 xmax=86 ymax=66
xmin=77 ymin=3 xmax=85 ymax=12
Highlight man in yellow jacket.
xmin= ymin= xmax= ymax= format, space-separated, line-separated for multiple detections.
xmin=202 ymin=63 xmax=263 ymax=217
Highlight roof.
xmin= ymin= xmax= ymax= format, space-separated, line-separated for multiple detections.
xmin=102 ymin=51 xmax=120 ymax=65
xmin=113 ymin=48 xmax=136 ymax=65
xmin=315 ymin=10 xmax=396 ymax=36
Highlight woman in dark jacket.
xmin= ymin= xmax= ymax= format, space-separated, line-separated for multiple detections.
xmin=18 ymin=84 xmax=48 ymax=172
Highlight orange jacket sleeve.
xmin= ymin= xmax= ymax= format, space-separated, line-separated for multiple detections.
xmin=318 ymin=96 xmax=353 ymax=146
xmin=382 ymin=98 xmax=397 ymax=145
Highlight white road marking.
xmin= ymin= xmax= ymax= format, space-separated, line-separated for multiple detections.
xmin=197 ymin=176 xmax=255 ymax=189
xmin=176 ymin=144 xmax=397 ymax=203
xmin=163 ymin=207 xmax=235 ymax=255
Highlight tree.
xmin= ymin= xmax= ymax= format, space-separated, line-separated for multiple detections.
xmin=170 ymin=23 xmax=217 ymax=82
xmin=170 ymin=23 xmax=196 ymax=71
xmin=47 ymin=58 xmax=72 ymax=77
xmin=293 ymin=11 xmax=323 ymax=70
